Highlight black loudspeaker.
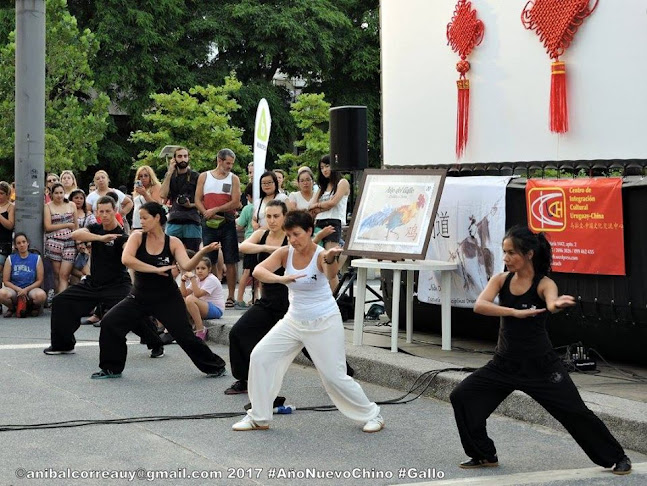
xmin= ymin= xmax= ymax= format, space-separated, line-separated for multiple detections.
xmin=329 ymin=106 xmax=368 ymax=171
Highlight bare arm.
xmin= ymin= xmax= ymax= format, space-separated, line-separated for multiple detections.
xmin=252 ymin=247 xmax=293 ymax=284
xmin=159 ymin=159 xmax=176 ymax=200
xmin=313 ymin=179 xmax=350 ymax=211
xmin=0 ymin=203 xmax=14 ymax=230
xmin=71 ymin=228 xmax=120 ymax=243
xmin=194 ymin=172 xmax=208 ymax=217
xmin=119 ymin=195 xmax=133 ymax=217
xmin=2 ymin=257 xmax=18 ymax=291
xmin=538 ymin=277 xmax=576 ymax=313
xmin=171 ymin=237 xmax=221 ymax=271
xmin=318 ymin=247 xmax=343 ymax=281
xmin=239 ymin=229 xmax=277 ymax=255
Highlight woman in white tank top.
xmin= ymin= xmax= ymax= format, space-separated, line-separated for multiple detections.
xmin=232 ymin=210 xmax=384 ymax=433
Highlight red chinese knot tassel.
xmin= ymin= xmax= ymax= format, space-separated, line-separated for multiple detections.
xmin=456 ymin=61 xmax=471 ymax=158
xmin=522 ymin=0 xmax=598 ymax=134
xmin=447 ymin=1 xmax=484 ymax=159
xmin=550 ymin=61 xmax=568 ymax=133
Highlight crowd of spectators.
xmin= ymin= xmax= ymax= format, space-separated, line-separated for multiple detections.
xmin=1 ymin=149 xmax=349 ymax=340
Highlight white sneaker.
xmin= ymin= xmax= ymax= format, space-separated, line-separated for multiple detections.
xmin=232 ymin=414 xmax=269 ymax=431
xmin=363 ymin=414 xmax=385 ymax=433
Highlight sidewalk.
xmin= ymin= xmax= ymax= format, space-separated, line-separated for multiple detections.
xmin=205 ymin=291 xmax=647 ymax=455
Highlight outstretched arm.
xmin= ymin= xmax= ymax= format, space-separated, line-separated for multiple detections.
xmin=539 ymin=277 xmax=576 ymax=313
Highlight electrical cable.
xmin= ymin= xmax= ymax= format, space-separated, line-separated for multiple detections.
xmin=0 ymin=367 xmax=475 ymax=433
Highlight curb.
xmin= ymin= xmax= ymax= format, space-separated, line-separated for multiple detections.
xmin=205 ymin=318 xmax=647 ymax=455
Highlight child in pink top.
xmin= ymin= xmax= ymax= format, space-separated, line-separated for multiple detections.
xmin=180 ymin=257 xmax=225 ymax=340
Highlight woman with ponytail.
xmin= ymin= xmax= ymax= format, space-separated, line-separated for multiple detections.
xmin=449 ymin=226 xmax=631 ymax=475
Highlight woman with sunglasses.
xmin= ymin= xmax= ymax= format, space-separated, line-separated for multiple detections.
xmin=131 ymin=165 xmax=162 ymax=230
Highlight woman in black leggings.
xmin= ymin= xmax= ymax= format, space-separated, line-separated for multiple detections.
xmin=92 ymin=202 xmax=226 ymax=379
xmin=450 ymin=226 xmax=631 ymax=475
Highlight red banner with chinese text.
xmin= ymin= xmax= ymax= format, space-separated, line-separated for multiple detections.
xmin=526 ymin=178 xmax=625 ymax=275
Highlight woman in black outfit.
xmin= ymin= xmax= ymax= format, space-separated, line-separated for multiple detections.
xmin=226 ymin=200 xmax=290 ymax=394
xmin=92 ymin=202 xmax=226 ymax=379
xmin=450 ymin=226 xmax=631 ymax=475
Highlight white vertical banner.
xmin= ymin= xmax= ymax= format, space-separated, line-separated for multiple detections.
xmin=418 ymin=176 xmax=512 ymax=308
xmin=252 ymin=98 xmax=271 ymax=207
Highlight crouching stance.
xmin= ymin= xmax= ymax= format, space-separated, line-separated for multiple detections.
xmin=232 ymin=210 xmax=383 ymax=433
xmin=450 ymin=226 xmax=631 ymax=475
xmin=92 ymin=202 xmax=226 ymax=379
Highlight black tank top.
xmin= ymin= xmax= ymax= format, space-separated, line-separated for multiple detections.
xmin=258 ymin=230 xmax=288 ymax=305
xmin=133 ymin=233 xmax=177 ymax=296
xmin=495 ymin=272 xmax=553 ymax=359
xmin=0 ymin=210 xmax=12 ymax=256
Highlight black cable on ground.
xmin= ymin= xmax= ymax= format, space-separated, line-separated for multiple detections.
xmin=0 ymin=367 xmax=474 ymax=432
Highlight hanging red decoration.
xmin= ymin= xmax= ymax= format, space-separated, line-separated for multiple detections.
xmin=447 ymin=0 xmax=484 ymax=159
xmin=522 ymin=0 xmax=599 ymax=134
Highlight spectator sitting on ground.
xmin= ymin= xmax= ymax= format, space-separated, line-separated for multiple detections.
xmin=180 ymin=256 xmax=225 ymax=341
xmin=0 ymin=233 xmax=47 ymax=317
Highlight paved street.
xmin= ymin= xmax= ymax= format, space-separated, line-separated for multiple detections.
xmin=0 ymin=313 xmax=645 ymax=486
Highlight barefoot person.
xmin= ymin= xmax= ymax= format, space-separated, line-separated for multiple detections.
xmin=449 ymin=226 xmax=631 ymax=475
xmin=232 ymin=210 xmax=383 ymax=432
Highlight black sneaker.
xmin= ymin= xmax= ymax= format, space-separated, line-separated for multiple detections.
xmin=206 ymin=367 xmax=226 ymax=378
xmin=90 ymin=369 xmax=122 ymax=379
xmin=459 ymin=456 xmax=499 ymax=469
xmin=224 ymin=380 xmax=248 ymax=395
xmin=43 ymin=346 xmax=75 ymax=355
xmin=612 ymin=455 xmax=632 ymax=475
xmin=150 ymin=346 xmax=164 ymax=358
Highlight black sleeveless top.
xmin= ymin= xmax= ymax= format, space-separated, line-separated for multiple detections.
xmin=0 ymin=210 xmax=12 ymax=256
xmin=257 ymin=230 xmax=288 ymax=308
xmin=132 ymin=233 xmax=177 ymax=296
xmin=495 ymin=272 xmax=553 ymax=359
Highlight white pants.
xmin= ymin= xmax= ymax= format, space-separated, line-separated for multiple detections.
xmin=247 ymin=312 xmax=380 ymax=423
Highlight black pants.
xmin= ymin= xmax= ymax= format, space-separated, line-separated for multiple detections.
xmin=98 ymin=289 xmax=225 ymax=375
xmin=229 ymin=300 xmax=287 ymax=381
xmin=228 ymin=299 xmax=354 ymax=381
xmin=50 ymin=280 xmax=161 ymax=352
xmin=449 ymin=354 xmax=625 ymax=467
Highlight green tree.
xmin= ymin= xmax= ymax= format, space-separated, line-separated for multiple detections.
xmin=276 ymin=93 xmax=331 ymax=185
xmin=0 ymin=0 xmax=109 ymax=178
xmin=314 ymin=0 xmax=381 ymax=168
xmin=211 ymin=0 xmax=351 ymax=83
xmin=129 ymin=76 xmax=251 ymax=176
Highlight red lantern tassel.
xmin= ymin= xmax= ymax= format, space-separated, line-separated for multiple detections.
xmin=456 ymin=78 xmax=470 ymax=158
xmin=550 ymin=61 xmax=568 ymax=133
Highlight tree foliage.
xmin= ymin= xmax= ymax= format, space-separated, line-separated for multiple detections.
xmin=211 ymin=0 xmax=351 ymax=83
xmin=0 ymin=0 xmax=109 ymax=178
xmin=276 ymin=93 xmax=330 ymax=184
xmin=129 ymin=76 xmax=251 ymax=176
